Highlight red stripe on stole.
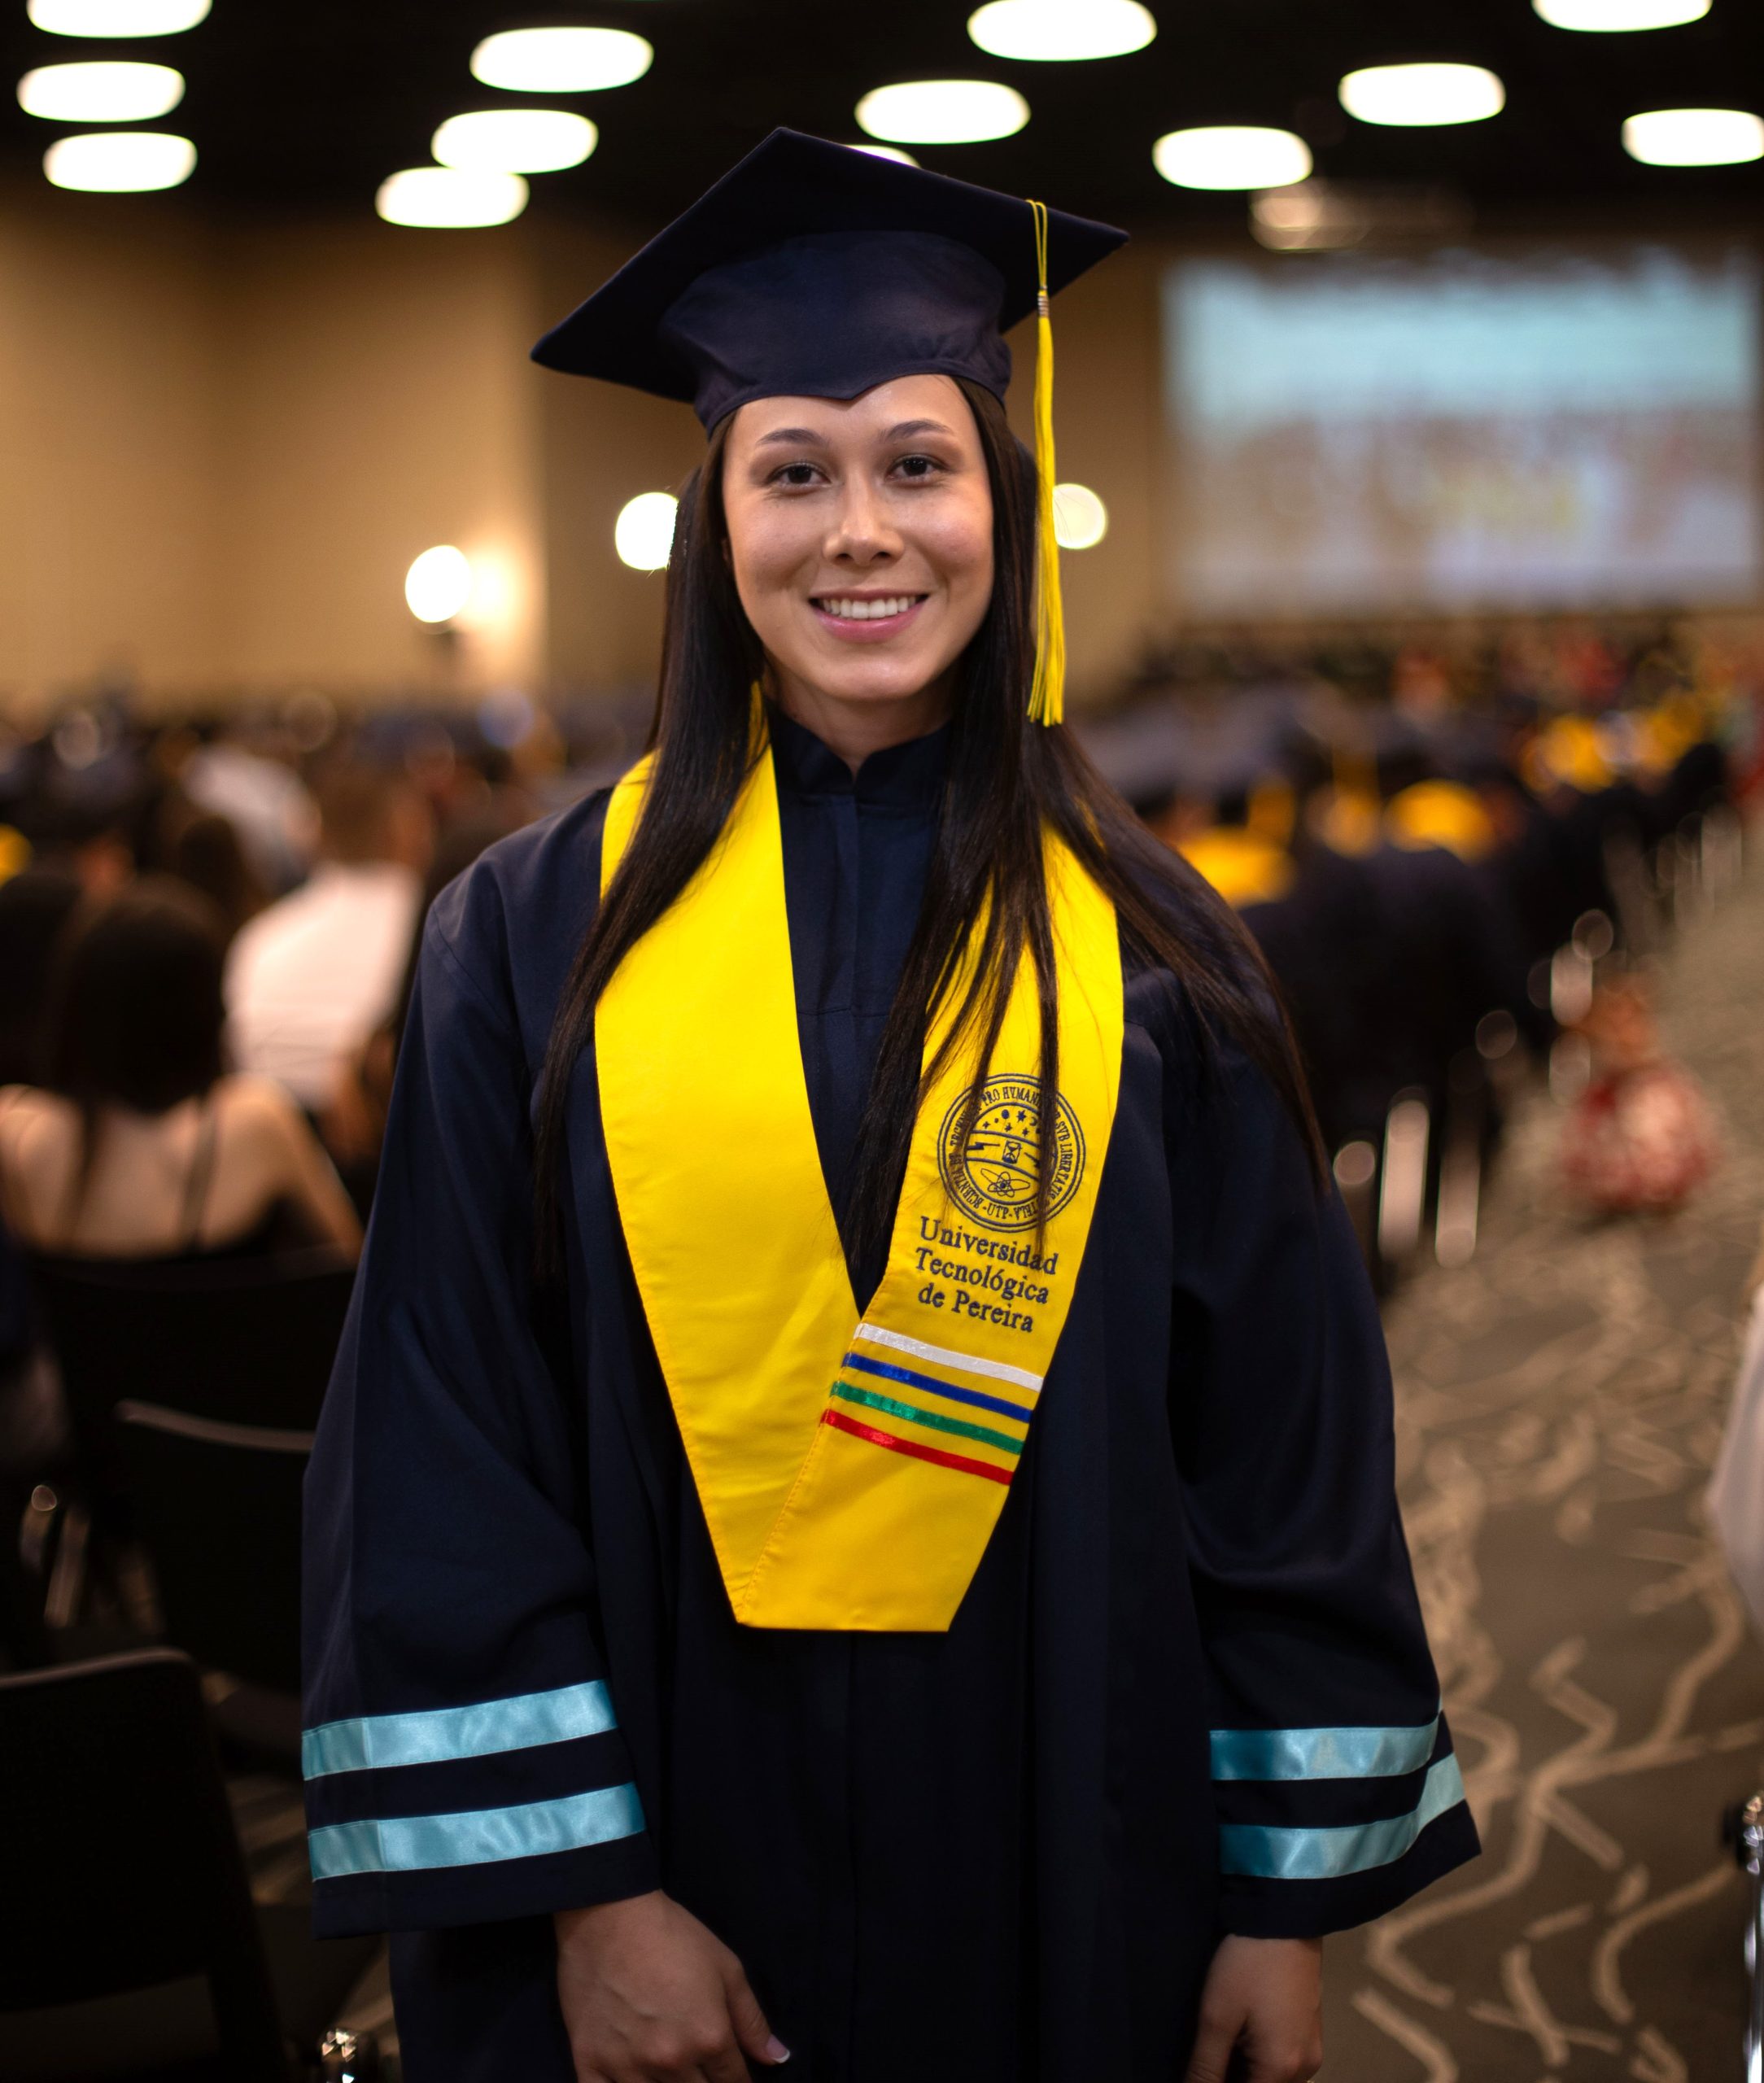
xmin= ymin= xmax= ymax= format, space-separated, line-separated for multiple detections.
xmin=821 ymin=1406 xmax=1014 ymax=1484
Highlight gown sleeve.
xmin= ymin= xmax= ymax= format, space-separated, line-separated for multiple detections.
xmin=301 ymin=878 xmax=660 ymax=1938
xmin=1164 ymin=1022 xmax=1479 ymax=1938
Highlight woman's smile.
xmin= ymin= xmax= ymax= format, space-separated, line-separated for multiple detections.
xmin=808 ymin=589 xmax=930 ymax=641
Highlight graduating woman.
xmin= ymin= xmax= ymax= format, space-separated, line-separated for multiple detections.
xmin=302 ymin=133 xmax=1476 ymax=2083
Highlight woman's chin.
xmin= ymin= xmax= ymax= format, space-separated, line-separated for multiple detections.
xmin=795 ymin=653 xmax=951 ymax=710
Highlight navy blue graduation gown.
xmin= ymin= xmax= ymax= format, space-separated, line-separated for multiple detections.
xmin=302 ymin=713 xmax=1477 ymax=2082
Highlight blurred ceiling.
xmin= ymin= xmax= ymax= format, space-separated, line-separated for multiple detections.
xmin=1 ymin=0 xmax=1762 ymax=237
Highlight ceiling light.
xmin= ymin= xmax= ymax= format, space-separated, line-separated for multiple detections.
xmin=1052 ymin=483 xmax=1107 ymax=550
xmin=856 ymin=80 xmax=1029 ymax=145
xmin=1339 ymin=63 xmax=1505 ymax=126
xmin=1622 ymin=106 xmax=1764 ymax=164
xmin=43 ymin=130 xmax=193 ymax=190
xmin=433 ymin=110 xmax=596 ymax=174
xmin=469 ymin=28 xmax=652 ymax=94
xmin=615 ymin=492 xmax=678 ymax=573
xmin=376 ymin=167 xmax=529 ymax=229
xmin=405 ymin=546 xmax=474 ymax=625
xmin=28 ymin=0 xmax=208 ymax=33
xmin=19 ymin=61 xmax=183 ymax=122
xmin=851 ymin=142 xmax=919 ymax=165
xmin=967 ymin=0 xmax=1155 ymax=62
xmin=1153 ymin=125 xmax=1311 ymax=190
xmin=1534 ymin=0 xmax=1708 ymax=26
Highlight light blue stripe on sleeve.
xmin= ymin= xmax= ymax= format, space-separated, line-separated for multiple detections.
xmin=1210 ymin=1712 xmax=1439 ymax=1783
xmin=1218 ymin=1753 xmax=1466 ymax=1880
xmin=308 ymin=1780 xmax=646 ymax=1880
xmin=303 ymin=1679 xmax=617 ymax=1781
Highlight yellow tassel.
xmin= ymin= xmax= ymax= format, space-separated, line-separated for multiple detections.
xmin=1026 ymin=199 xmax=1064 ymax=728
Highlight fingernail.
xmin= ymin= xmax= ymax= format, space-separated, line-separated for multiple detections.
xmin=765 ymin=2036 xmax=791 ymax=2063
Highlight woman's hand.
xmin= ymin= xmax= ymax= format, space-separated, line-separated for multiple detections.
xmin=1184 ymin=1934 xmax=1323 ymax=2083
xmin=555 ymin=1890 xmax=790 ymax=2081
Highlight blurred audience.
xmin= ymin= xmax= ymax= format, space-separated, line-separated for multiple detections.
xmin=225 ymin=765 xmax=432 ymax=1115
xmin=0 ymin=880 xmax=359 ymax=1261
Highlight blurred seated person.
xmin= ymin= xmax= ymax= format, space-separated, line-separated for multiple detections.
xmin=0 ymin=867 xmax=84 ymax=1087
xmin=225 ymin=763 xmax=432 ymax=1114
xmin=320 ymin=788 xmax=536 ymax=1179
xmin=0 ymin=880 xmax=360 ymax=1260
xmin=162 ymin=804 xmax=268 ymax=944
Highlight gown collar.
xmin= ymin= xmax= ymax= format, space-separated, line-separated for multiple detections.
xmin=766 ymin=701 xmax=950 ymax=812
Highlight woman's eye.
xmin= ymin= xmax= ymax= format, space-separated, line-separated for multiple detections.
xmin=772 ymin=463 xmax=822 ymax=489
xmin=893 ymin=453 xmax=942 ymax=480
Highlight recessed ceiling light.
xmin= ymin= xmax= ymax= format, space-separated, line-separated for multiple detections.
xmin=1339 ymin=63 xmax=1506 ymax=127
xmin=850 ymin=142 xmax=919 ymax=165
xmin=615 ymin=492 xmax=679 ymax=572
xmin=433 ymin=110 xmax=596 ymax=174
xmin=405 ymin=546 xmax=474 ymax=625
xmin=967 ymin=0 xmax=1155 ymax=62
xmin=1052 ymin=483 xmax=1108 ymax=550
xmin=19 ymin=61 xmax=183 ymax=122
xmin=856 ymin=79 xmax=1029 ymax=145
xmin=43 ymin=129 xmax=194 ymax=190
xmin=1622 ymin=106 xmax=1764 ymax=164
xmin=469 ymin=28 xmax=653 ymax=94
xmin=375 ymin=168 xmax=530 ymax=229
xmin=27 ymin=0 xmax=208 ymax=33
xmin=1534 ymin=0 xmax=1708 ymax=27
xmin=1152 ymin=125 xmax=1312 ymax=190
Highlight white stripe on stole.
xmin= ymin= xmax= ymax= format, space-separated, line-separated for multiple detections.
xmin=852 ymin=1322 xmax=1044 ymax=1394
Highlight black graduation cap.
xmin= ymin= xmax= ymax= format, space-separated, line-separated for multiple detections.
xmin=531 ymin=128 xmax=1126 ymax=433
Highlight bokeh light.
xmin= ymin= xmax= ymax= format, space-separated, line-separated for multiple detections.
xmin=614 ymin=492 xmax=679 ymax=572
xmin=404 ymin=546 xmax=474 ymax=623
xmin=855 ymin=80 xmax=1029 ymax=145
xmin=43 ymin=130 xmax=194 ymax=191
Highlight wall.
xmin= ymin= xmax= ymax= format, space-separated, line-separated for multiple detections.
xmin=0 ymin=183 xmax=1172 ymax=712
xmin=0 ymin=186 xmax=225 ymax=703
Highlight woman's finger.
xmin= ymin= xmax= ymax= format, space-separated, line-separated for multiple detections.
xmin=722 ymin=1959 xmax=789 ymax=2066
xmin=1182 ymin=2008 xmax=1242 ymax=2083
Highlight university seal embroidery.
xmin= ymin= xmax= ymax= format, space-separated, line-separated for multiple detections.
xmin=937 ymin=1073 xmax=1085 ymax=1233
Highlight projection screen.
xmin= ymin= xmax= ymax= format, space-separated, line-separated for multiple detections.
xmin=1164 ymin=247 xmax=1762 ymax=617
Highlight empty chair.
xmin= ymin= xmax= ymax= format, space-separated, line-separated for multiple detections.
xmin=113 ymin=1402 xmax=309 ymax=1699
xmin=0 ymin=1648 xmax=376 ymax=2081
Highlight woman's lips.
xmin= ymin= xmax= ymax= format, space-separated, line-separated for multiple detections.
xmin=809 ymin=596 xmax=928 ymax=643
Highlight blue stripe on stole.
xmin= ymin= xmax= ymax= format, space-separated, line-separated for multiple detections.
xmin=308 ymin=1781 xmax=646 ymax=1880
xmin=1218 ymin=1753 xmax=1466 ymax=1880
xmin=1209 ymin=1714 xmax=1440 ymax=1783
xmin=840 ymin=1352 xmax=1034 ymax=1425
xmin=303 ymin=1679 xmax=618 ymax=1781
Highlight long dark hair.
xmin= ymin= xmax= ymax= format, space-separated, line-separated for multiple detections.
xmin=535 ymin=379 xmax=1321 ymax=1269
xmin=33 ymin=876 xmax=230 ymax=1236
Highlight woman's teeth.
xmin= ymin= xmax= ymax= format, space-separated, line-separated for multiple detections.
xmin=815 ymin=596 xmax=919 ymax=620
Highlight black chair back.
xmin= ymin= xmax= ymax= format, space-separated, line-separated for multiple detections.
xmin=114 ymin=1401 xmax=311 ymax=1696
xmin=0 ymin=1648 xmax=286 ymax=2079
xmin=31 ymin=1247 xmax=349 ymax=1517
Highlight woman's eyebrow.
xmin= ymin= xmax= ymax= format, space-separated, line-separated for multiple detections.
xmin=751 ymin=417 xmax=957 ymax=450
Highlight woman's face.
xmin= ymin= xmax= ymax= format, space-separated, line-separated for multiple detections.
xmin=721 ymin=373 xmax=995 ymax=738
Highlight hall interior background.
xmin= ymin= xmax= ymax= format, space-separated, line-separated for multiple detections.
xmin=2 ymin=5 xmax=1764 ymax=2080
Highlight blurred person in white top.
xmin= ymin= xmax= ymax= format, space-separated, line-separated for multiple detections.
xmin=225 ymin=764 xmax=433 ymax=1112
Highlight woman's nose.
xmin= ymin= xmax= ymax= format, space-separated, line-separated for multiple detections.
xmin=826 ymin=480 xmax=902 ymax=564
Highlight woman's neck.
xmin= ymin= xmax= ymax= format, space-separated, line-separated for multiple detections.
xmin=768 ymin=666 xmax=953 ymax=771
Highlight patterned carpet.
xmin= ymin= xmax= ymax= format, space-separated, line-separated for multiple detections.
xmin=1322 ymin=858 xmax=1764 ymax=2081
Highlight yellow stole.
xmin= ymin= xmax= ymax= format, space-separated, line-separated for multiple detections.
xmin=595 ymin=734 xmax=1122 ymax=1631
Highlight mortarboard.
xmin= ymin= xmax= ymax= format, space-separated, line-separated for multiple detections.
xmin=531 ymin=128 xmax=1128 ymax=727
